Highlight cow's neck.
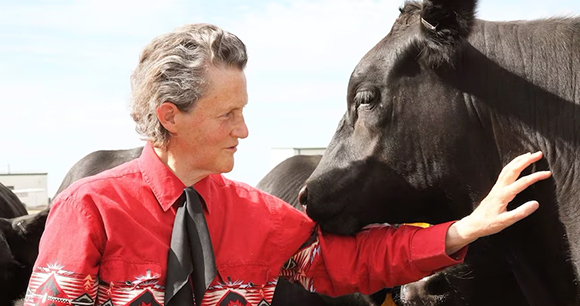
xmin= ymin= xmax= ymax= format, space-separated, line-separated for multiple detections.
xmin=458 ymin=19 xmax=580 ymax=222
xmin=440 ymin=18 xmax=580 ymax=303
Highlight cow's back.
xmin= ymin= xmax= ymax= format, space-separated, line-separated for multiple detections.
xmin=0 ymin=182 xmax=27 ymax=218
xmin=55 ymin=147 xmax=144 ymax=196
xmin=256 ymin=155 xmax=321 ymax=209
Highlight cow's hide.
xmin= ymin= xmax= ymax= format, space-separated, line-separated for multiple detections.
xmin=301 ymin=0 xmax=580 ymax=305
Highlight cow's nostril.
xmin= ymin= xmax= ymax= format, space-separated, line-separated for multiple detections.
xmin=426 ymin=275 xmax=448 ymax=296
xmin=298 ymin=186 xmax=308 ymax=206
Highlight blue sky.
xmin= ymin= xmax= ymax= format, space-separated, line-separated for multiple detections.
xmin=0 ymin=0 xmax=578 ymax=197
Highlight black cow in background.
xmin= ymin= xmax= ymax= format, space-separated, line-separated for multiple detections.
xmin=300 ymin=0 xmax=580 ymax=305
xmin=54 ymin=147 xmax=144 ymax=195
xmin=1 ymin=210 xmax=48 ymax=306
xmin=14 ymin=147 xmax=380 ymax=306
xmin=0 ymin=183 xmax=27 ymax=218
xmin=0 ymin=182 xmax=45 ymax=305
xmin=256 ymin=155 xmax=323 ymax=210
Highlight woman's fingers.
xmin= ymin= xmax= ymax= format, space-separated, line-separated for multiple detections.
xmin=463 ymin=151 xmax=550 ymax=240
xmin=495 ymin=201 xmax=540 ymax=230
xmin=496 ymin=153 xmax=529 ymax=184
xmin=506 ymin=171 xmax=552 ymax=196
xmin=497 ymin=151 xmax=544 ymax=186
xmin=490 ymin=170 xmax=550 ymax=214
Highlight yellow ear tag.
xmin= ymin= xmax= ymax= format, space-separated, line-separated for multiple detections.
xmin=381 ymin=292 xmax=398 ymax=306
xmin=403 ymin=222 xmax=431 ymax=228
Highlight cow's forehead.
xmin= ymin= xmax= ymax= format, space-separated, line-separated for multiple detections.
xmin=350 ymin=6 xmax=424 ymax=82
xmin=350 ymin=33 xmax=419 ymax=92
xmin=393 ymin=1 xmax=422 ymax=32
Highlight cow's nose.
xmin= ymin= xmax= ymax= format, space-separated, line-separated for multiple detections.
xmin=298 ymin=186 xmax=308 ymax=207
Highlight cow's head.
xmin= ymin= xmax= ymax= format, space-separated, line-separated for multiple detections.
xmin=299 ymin=0 xmax=572 ymax=305
xmin=0 ymin=209 xmax=49 ymax=304
xmin=301 ymin=0 xmax=502 ymax=236
xmin=6 ymin=209 xmax=49 ymax=267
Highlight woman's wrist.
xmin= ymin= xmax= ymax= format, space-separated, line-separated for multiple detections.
xmin=445 ymin=216 xmax=479 ymax=255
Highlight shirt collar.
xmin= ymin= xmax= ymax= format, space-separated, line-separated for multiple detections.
xmin=138 ymin=142 xmax=212 ymax=214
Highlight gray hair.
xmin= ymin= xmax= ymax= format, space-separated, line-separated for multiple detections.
xmin=130 ymin=23 xmax=248 ymax=147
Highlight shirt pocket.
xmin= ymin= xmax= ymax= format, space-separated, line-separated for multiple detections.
xmin=217 ymin=263 xmax=271 ymax=286
xmin=100 ymin=258 xmax=163 ymax=288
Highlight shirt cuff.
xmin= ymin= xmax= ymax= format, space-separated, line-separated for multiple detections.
xmin=409 ymin=221 xmax=467 ymax=272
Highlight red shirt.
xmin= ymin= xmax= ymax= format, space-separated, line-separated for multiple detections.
xmin=24 ymin=143 xmax=465 ymax=306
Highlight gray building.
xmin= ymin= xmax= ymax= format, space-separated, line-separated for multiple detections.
xmin=0 ymin=173 xmax=49 ymax=208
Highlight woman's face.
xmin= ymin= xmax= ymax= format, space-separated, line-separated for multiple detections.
xmin=171 ymin=67 xmax=249 ymax=176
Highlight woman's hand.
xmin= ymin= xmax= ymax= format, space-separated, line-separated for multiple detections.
xmin=445 ymin=151 xmax=551 ymax=255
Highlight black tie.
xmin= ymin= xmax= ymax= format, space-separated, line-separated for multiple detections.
xmin=165 ymin=187 xmax=217 ymax=306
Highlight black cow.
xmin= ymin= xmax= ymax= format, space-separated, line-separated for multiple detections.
xmin=46 ymin=148 xmax=379 ymax=306
xmin=0 ymin=182 xmax=46 ymax=305
xmin=0 ymin=209 xmax=49 ymax=306
xmin=256 ymin=155 xmax=323 ymax=210
xmin=300 ymin=0 xmax=580 ymax=305
xmin=0 ymin=182 xmax=27 ymax=218
xmin=55 ymin=147 xmax=144 ymax=195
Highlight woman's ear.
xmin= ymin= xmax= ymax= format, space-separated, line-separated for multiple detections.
xmin=157 ymin=102 xmax=180 ymax=134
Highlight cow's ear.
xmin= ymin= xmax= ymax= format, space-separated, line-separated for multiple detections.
xmin=418 ymin=0 xmax=478 ymax=67
xmin=12 ymin=208 xmax=48 ymax=239
xmin=9 ymin=210 xmax=49 ymax=266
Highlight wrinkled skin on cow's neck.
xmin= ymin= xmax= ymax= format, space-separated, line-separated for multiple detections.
xmin=303 ymin=1 xmax=580 ymax=305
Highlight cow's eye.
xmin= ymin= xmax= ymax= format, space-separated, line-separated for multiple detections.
xmin=354 ymin=90 xmax=376 ymax=106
